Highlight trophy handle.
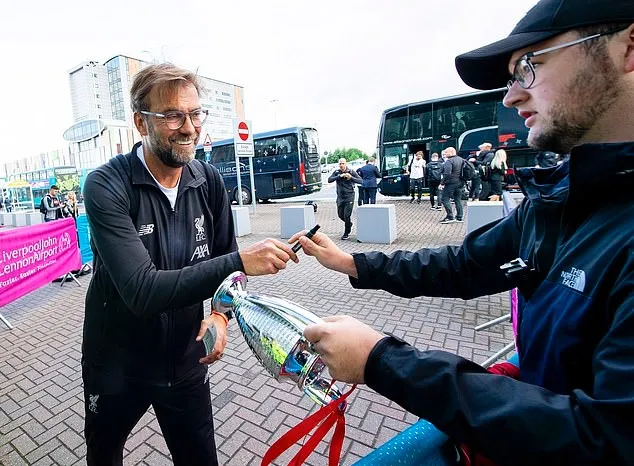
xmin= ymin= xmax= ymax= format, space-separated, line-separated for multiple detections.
xmin=212 ymin=271 xmax=248 ymax=314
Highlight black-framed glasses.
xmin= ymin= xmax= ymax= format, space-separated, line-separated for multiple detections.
xmin=140 ymin=109 xmax=208 ymax=130
xmin=507 ymin=27 xmax=625 ymax=90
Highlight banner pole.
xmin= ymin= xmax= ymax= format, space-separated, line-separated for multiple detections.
xmin=60 ymin=272 xmax=81 ymax=287
xmin=0 ymin=312 xmax=13 ymax=330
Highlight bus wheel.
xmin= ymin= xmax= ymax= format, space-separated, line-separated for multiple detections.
xmin=233 ymin=187 xmax=252 ymax=205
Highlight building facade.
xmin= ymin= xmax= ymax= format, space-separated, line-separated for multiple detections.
xmin=63 ymin=55 xmax=246 ymax=171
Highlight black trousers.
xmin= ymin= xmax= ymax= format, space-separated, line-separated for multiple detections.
xmin=428 ymin=181 xmax=440 ymax=206
xmin=409 ymin=178 xmax=424 ymax=199
xmin=337 ymin=201 xmax=354 ymax=234
xmin=363 ymin=188 xmax=378 ymax=204
xmin=357 ymin=186 xmax=366 ymax=206
xmin=83 ymin=368 xmax=218 ymax=466
xmin=441 ymin=183 xmax=464 ymax=220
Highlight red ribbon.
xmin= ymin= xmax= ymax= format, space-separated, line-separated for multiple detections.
xmin=261 ymin=384 xmax=357 ymax=466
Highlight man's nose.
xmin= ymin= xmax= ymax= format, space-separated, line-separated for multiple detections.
xmin=503 ymin=81 xmax=529 ymax=108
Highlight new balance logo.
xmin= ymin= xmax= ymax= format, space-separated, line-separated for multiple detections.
xmin=191 ymin=244 xmax=209 ymax=261
xmin=138 ymin=224 xmax=155 ymax=236
xmin=561 ymin=267 xmax=586 ymax=293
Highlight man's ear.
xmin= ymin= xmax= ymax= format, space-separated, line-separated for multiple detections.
xmin=134 ymin=112 xmax=148 ymax=137
xmin=622 ymin=23 xmax=634 ymax=73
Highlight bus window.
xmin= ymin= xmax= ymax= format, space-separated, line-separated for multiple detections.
xmin=407 ymin=104 xmax=432 ymax=140
xmin=383 ymin=146 xmax=407 ymax=176
xmin=383 ymin=108 xmax=408 ymax=142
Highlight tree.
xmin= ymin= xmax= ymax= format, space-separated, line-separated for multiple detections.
xmin=327 ymin=148 xmax=369 ymax=164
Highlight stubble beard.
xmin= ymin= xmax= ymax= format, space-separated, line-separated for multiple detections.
xmin=147 ymin=123 xmax=197 ymax=168
xmin=529 ymin=48 xmax=620 ymax=154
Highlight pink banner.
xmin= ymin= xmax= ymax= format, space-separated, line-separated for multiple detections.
xmin=0 ymin=218 xmax=82 ymax=308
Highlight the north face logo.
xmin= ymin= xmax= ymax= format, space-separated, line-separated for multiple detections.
xmin=561 ymin=267 xmax=586 ymax=293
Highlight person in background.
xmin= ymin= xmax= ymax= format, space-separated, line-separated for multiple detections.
xmin=43 ymin=185 xmax=65 ymax=222
xmin=356 ymin=163 xmax=367 ymax=206
xmin=489 ymin=149 xmax=508 ymax=201
xmin=82 ymin=63 xmax=298 ymax=466
xmin=63 ymin=191 xmax=79 ymax=220
xmin=290 ymin=1 xmax=634 ymax=464
xmin=357 ymin=157 xmax=381 ymax=205
xmin=438 ymin=147 xmax=464 ymax=223
xmin=406 ymin=151 xmax=426 ymax=203
xmin=426 ymin=152 xmax=444 ymax=210
xmin=328 ymin=158 xmax=362 ymax=240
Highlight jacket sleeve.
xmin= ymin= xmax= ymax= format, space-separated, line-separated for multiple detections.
xmin=349 ymin=200 xmax=527 ymax=299
xmin=441 ymin=160 xmax=452 ymax=181
xmin=328 ymin=171 xmax=340 ymax=183
xmin=83 ymin=167 xmax=244 ymax=317
xmin=350 ymin=169 xmax=362 ymax=184
xmin=365 ymin=267 xmax=634 ymax=466
xmin=44 ymin=196 xmax=60 ymax=213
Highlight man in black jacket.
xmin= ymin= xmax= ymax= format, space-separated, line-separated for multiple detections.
xmin=438 ymin=147 xmax=464 ymax=224
xmin=82 ymin=63 xmax=298 ymax=466
xmin=328 ymin=158 xmax=362 ymax=240
xmin=291 ymin=1 xmax=634 ymax=464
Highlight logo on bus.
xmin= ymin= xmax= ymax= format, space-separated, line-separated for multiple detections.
xmin=217 ymin=163 xmax=250 ymax=175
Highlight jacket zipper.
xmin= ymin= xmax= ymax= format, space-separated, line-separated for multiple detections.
xmin=167 ymin=206 xmax=177 ymax=387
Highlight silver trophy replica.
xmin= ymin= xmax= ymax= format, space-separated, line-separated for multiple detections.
xmin=212 ymin=271 xmax=343 ymax=406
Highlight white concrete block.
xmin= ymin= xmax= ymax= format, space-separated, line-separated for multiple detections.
xmin=466 ymin=201 xmax=504 ymax=234
xmin=26 ymin=212 xmax=44 ymax=226
xmin=12 ymin=212 xmax=27 ymax=227
xmin=231 ymin=206 xmax=251 ymax=237
xmin=280 ymin=205 xmax=315 ymax=239
xmin=357 ymin=204 xmax=397 ymax=244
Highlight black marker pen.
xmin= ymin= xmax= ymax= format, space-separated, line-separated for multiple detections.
xmin=292 ymin=224 xmax=320 ymax=253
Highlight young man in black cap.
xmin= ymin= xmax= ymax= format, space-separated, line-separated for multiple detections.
xmin=291 ymin=0 xmax=634 ymax=464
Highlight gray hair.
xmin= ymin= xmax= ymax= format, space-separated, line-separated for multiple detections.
xmin=130 ymin=63 xmax=204 ymax=112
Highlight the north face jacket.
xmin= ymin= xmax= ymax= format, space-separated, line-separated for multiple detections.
xmin=82 ymin=142 xmax=243 ymax=389
xmin=350 ymin=142 xmax=634 ymax=465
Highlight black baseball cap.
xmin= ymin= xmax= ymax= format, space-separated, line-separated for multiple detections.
xmin=455 ymin=0 xmax=634 ymax=90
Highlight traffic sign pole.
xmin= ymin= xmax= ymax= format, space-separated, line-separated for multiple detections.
xmin=232 ymin=119 xmax=255 ymax=210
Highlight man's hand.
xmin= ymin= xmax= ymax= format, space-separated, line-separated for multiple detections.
xmin=239 ymin=238 xmax=299 ymax=275
xmin=287 ymin=231 xmax=358 ymax=278
xmin=340 ymin=173 xmax=352 ymax=180
xmin=303 ymin=316 xmax=385 ymax=384
xmin=196 ymin=313 xmax=228 ymax=364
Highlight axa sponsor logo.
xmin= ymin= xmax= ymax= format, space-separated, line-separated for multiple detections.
xmin=194 ymin=214 xmax=206 ymax=242
xmin=191 ymin=244 xmax=209 ymax=261
xmin=138 ymin=224 xmax=155 ymax=236
xmin=561 ymin=267 xmax=586 ymax=293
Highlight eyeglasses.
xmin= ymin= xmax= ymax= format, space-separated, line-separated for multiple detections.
xmin=507 ymin=27 xmax=625 ymax=90
xmin=140 ymin=109 xmax=208 ymax=130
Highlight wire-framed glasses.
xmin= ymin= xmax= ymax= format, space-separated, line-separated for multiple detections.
xmin=140 ymin=109 xmax=208 ymax=130
xmin=507 ymin=27 xmax=626 ymax=90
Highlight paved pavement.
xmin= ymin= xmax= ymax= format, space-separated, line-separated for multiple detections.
xmin=0 ymin=197 xmax=513 ymax=465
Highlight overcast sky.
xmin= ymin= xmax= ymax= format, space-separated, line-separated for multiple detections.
xmin=0 ymin=0 xmax=537 ymax=164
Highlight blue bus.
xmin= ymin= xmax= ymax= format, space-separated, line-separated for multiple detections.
xmin=195 ymin=126 xmax=322 ymax=203
xmin=376 ymin=89 xmax=535 ymax=196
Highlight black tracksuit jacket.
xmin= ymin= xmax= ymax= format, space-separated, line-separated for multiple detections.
xmin=82 ymin=143 xmax=243 ymax=390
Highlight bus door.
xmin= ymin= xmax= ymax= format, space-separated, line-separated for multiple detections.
xmin=379 ymin=144 xmax=410 ymax=196
xmin=300 ymin=128 xmax=322 ymax=191
xmin=407 ymin=143 xmax=429 ymax=188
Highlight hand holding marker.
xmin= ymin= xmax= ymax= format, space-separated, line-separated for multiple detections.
xmin=291 ymin=224 xmax=320 ymax=253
